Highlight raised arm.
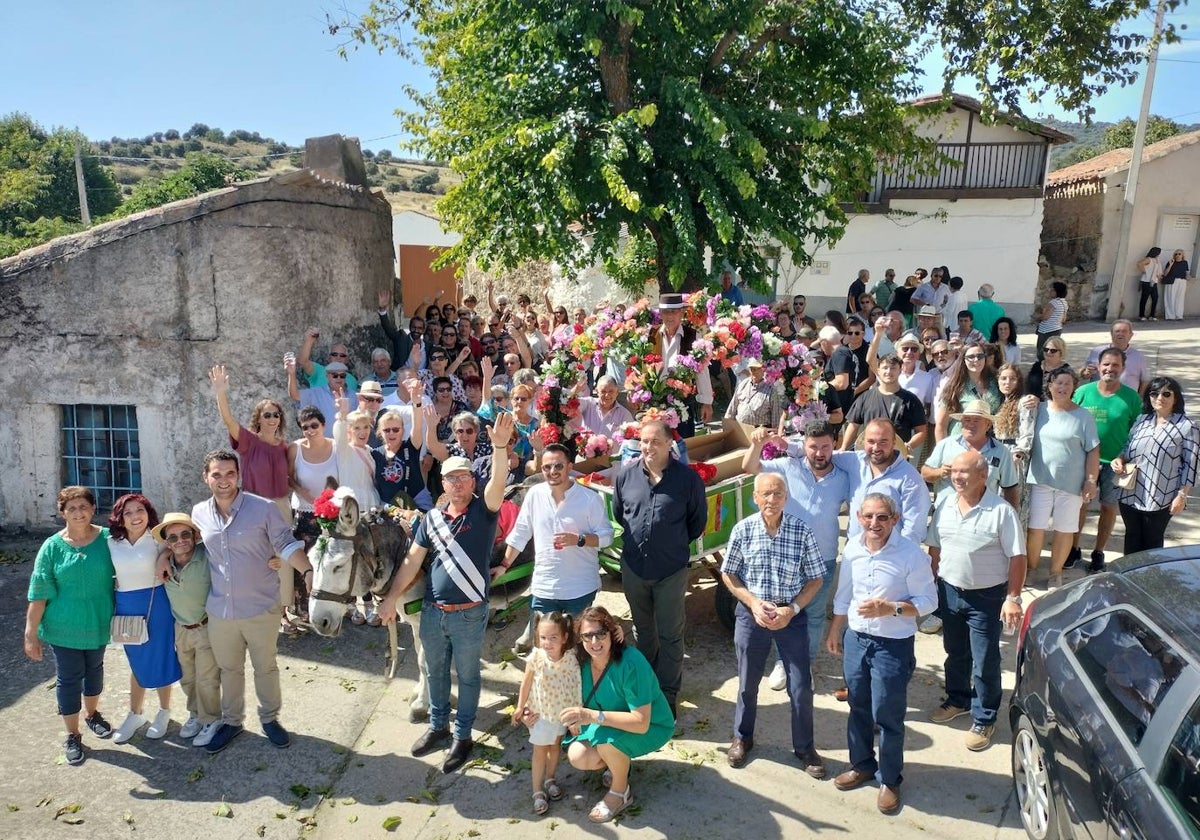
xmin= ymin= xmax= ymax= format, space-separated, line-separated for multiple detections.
xmin=865 ymin=317 xmax=886 ymax=372
xmin=285 ymin=354 xmax=300 ymax=404
xmin=485 ymin=413 xmax=516 ymax=512
xmin=486 ymin=279 xmax=499 ymax=316
xmin=298 ymin=327 xmax=320 ymax=377
xmin=447 ymin=345 xmax=472 ymax=376
xmin=507 ymin=320 xmax=534 ymax=368
xmin=423 ymin=404 xmax=450 ymax=461
xmin=209 ymin=364 xmax=241 ymax=440
xmin=406 ymin=379 xmax=425 ymax=449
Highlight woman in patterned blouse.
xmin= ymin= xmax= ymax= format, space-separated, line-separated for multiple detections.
xmin=1111 ymin=376 xmax=1199 ymax=554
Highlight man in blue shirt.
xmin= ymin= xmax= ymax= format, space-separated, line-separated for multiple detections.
xmin=613 ymin=419 xmax=707 ymax=715
xmin=721 ymin=473 xmax=827 ymax=776
xmin=378 ymin=414 xmax=514 ymax=773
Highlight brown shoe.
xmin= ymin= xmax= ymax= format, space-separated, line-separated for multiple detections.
xmin=795 ymin=749 xmax=826 ymax=779
xmin=727 ymin=737 xmax=752 ymax=768
xmin=833 ymin=767 xmax=873 ymax=791
xmin=877 ymin=784 xmax=901 ymax=814
xmin=834 ymin=685 xmax=849 ymax=702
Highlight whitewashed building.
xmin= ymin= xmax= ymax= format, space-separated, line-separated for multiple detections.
xmin=771 ymin=94 xmax=1071 ymax=323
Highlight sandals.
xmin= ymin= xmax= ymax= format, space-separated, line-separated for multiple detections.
xmin=532 ymin=791 xmax=549 ymax=815
xmin=543 ymin=777 xmax=564 ymax=801
xmin=588 ymin=787 xmax=633 ymax=823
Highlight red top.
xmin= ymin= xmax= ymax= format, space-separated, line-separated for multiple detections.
xmin=231 ymin=426 xmax=290 ymax=500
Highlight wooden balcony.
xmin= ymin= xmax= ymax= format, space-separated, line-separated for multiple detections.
xmin=845 ymin=141 xmax=1051 ymax=210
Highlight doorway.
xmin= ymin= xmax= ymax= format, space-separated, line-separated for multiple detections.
xmin=1159 ymin=213 xmax=1199 ymax=317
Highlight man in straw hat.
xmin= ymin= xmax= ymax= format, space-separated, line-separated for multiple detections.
xmin=925 ymin=450 xmax=1026 ymax=752
xmin=921 ymin=399 xmax=1018 ymax=508
xmin=647 ymin=292 xmax=713 ymax=438
xmin=153 ymin=512 xmax=221 ymax=748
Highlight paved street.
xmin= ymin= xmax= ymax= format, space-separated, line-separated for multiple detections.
xmin=2 ymin=317 xmax=1197 ymax=840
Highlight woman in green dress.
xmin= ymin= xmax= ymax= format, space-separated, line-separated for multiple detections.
xmin=24 ymin=486 xmax=117 ymax=766
xmin=560 ymin=606 xmax=674 ymax=824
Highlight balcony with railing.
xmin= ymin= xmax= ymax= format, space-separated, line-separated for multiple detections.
xmin=846 ymin=141 xmax=1051 ymax=209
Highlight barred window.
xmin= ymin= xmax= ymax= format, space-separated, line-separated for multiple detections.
xmin=61 ymin=405 xmax=141 ymax=510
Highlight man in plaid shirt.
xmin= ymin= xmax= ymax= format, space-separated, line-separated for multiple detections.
xmin=720 ymin=473 xmax=827 ymax=776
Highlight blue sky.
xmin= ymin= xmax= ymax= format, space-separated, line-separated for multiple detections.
xmin=2 ymin=1 xmax=1198 ymax=153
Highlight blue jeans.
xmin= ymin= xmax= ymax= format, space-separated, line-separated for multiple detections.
xmin=734 ymin=603 xmax=814 ymax=753
xmin=529 ymin=591 xmax=598 ymax=620
xmin=938 ymin=580 xmax=1004 ymax=726
xmin=420 ymin=601 xmax=488 ymax=740
xmin=843 ymin=629 xmax=915 ymax=787
xmin=49 ymin=644 xmax=105 ymax=717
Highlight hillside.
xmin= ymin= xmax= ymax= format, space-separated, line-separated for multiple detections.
xmin=1044 ymin=116 xmax=1200 ymax=171
xmin=91 ymin=124 xmax=453 ymax=215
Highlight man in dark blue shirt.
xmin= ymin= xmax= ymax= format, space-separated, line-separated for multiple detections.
xmin=613 ymin=419 xmax=706 ymax=714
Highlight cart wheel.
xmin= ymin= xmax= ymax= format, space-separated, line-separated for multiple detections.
xmin=714 ymin=577 xmax=736 ymax=632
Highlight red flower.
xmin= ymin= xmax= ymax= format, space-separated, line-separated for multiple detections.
xmin=573 ymin=323 xmax=584 ymax=334
xmin=312 ymin=488 xmax=340 ymax=520
xmin=689 ymin=462 xmax=718 ymax=484
xmin=629 ymin=355 xmax=639 ymax=365
xmin=538 ymin=425 xmax=562 ymax=445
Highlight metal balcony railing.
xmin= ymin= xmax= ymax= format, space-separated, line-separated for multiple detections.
xmin=854 ymin=141 xmax=1050 ymax=204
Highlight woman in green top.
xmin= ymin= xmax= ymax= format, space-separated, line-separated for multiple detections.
xmin=24 ymin=486 xmax=117 ymax=766
xmin=560 ymin=606 xmax=674 ymax=824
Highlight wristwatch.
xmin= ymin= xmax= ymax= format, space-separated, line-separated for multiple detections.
xmin=576 ymin=533 xmax=586 ymax=547
xmin=892 ymin=603 xmax=904 ymax=617
xmin=1005 ymin=595 xmax=1023 ymax=606
xmin=790 ymin=603 xmax=801 ymax=617
xmin=596 ymin=710 xmax=606 ymax=725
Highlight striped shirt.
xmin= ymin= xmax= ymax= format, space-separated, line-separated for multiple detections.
xmin=1119 ymin=413 xmax=1200 ymax=511
xmin=722 ymin=512 xmax=825 ymax=604
xmin=1037 ymin=298 xmax=1067 ymax=335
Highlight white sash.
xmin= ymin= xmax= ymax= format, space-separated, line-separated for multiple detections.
xmin=426 ymin=507 xmax=488 ymax=603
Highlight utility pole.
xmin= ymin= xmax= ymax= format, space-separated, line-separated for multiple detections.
xmin=74 ymin=140 xmax=91 ymax=225
xmin=1107 ymin=0 xmax=1167 ymax=321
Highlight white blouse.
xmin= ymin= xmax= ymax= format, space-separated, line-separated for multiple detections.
xmin=109 ymin=533 xmax=161 ymax=592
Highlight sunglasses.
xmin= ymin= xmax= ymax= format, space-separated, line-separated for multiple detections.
xmin=580 ymin=630 xmax=609 ymax=642
xmin=964 ymin=353 xmax=986 ymax=361
xmin=360 ymin=395 xmax=383 ymax=403
xmin=435 ymin=387 xmax=452 ymax=394
xmin=1150 ymin=390 xmax=1175 ymax=398
xmin=846 ymin=331 xmax=863 ymax=337
xmin=302 ymin=422 xmax=322 ymax=431
xmin=1044 ymin=348 xmax=1062 ymax=355
xmin=431 ymin=356 xmax=448 ymax=362
xmin=861 ymin=513 xmax=893 ymax=522
xmin=454 ymin=428 xmax=477 ymax=435
xmin=541 ymin=463 xmax=567 ymax=473
xmin=443 ymin=331 xmax=457 ymax=337
xmin=261 ymin=411 xmax=281 ymax=418
xmin=381 ymin=427 xmax=403 ymax=434
xmin=329 ymin=351 xmax=349 ymax=358
xmin=164 ymin=532 xmax=194 ymax=543
xmin=328 ymin=373 xmax=347 ymax=379
xmin=901 ymin=346 xmax=920 ymax=354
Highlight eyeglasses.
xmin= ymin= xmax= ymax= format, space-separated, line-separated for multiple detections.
xmin=328 ymin=373 xmax=347 ymax=379
xmin=261 ymin=411 xmax=281 ymax=418
xmin=901 ymin=347 xmax=920 ymax=354
xmin=846 ymin=331 xmax=863 ymax=337
xmin=454 ymin=428 xmax=477 ymax=435
xmin=381 ymin=427 xmax=403 ymax=434
xmin=1044 ymin=348 xmax=1062 ymax=355
xmin=431 ymin=355 xmax=448 ymax=362
xmin=580 ymin=630 xmax=609 ymax=642
xmin=360 ymin=395 xmax=383 ymax=403
xmin=860 ymin=513 xmax=893 ymax=522
xmin=301 ymin=422 xmax=322 ymax=431
xmin=443 ymin=331 xmax=457 ymax=338
xmin=933 ymin=349 xmax=950 ymax=356
xmin=329 ymin=352 xmax=348 ymax=359
xmin=435 ymin=387 xmax=452 ymax=394
xmin=541 ymin=463 xmax=567 ymax=473
xmin=964 ymin=353 xmax=986 ymax=361
xmin=164 ymin=532 xmax=194 ymax=543
xmin=1150 ymin=389 xmax=1175 ymax=398
xmin=443 ymin=473 xmax=473 ymax=484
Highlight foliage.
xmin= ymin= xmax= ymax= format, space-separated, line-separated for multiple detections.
xmin=1051 ymin=114 xmax=1196 ymax=169
xmin=113 ymin=152 xmax=255 ymax=217
xmin=1103 ymin=115 xmax=1187 ymax=149
xmin=330 ymin=0 xmax=1185 ymax=291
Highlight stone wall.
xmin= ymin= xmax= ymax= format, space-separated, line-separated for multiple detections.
xmin=0 ymin=169 xmax=394 ymax=528
xmin=1042 ymin=187 xmax=1104 ymax=272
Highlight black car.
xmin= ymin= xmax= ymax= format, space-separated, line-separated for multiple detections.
xmin=1010 ymin=549 xmax=1200 ymax=840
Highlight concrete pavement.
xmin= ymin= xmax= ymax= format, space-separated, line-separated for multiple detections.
xmin=2 ymin=317 xmax=1197 ymax=840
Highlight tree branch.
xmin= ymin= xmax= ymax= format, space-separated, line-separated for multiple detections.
xmin=708 ymin=28 xmax=741 ymax=71
xmin=597 ymin=21 xmax=636 ymax=114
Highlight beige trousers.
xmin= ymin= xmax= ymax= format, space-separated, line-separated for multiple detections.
xmin=207 ymin=606 xmax=282 ymax=727
xmin=174 ymin=622 xmax=220 ymax=724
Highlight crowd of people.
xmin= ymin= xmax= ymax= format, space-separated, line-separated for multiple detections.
xmin=23 ymin=266 xmax=1199 ymax=823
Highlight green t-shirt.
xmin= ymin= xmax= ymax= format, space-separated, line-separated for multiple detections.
xmin=28 ymin=527 xmax=115 ymax=649
xmin=1073 ymin=382 xmax=1143 ymax=463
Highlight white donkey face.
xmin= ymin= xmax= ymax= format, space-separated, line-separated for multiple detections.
xmin=309 ymin=494 xmax=361 ymax=636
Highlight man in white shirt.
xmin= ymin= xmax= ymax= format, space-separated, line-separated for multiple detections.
xmin=826 ymin=492 xmax=937 ymax=815
xmin=1080 ymin=320 xmax=1152 ymax=396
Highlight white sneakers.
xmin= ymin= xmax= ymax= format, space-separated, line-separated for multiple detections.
xmin=146 ymin=709 xmax=172 ymax=739
xmin=192 ymin=721 xmax=221 ymax=748
xmin=112 ymin=711 xmax=148 ymax=744
xmin=767 ymin=660 xmax=788 ymax=691
xmin=179 ymin=715 xmax=202 ymax=739
xmin=918 ymin=615 xmax=943 ymax=635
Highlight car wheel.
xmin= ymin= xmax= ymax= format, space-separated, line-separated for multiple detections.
xmin=1012 ymin=713 xmax=1061 ymax=840
xmin=714 ymin=577 xmax=736 ymax=632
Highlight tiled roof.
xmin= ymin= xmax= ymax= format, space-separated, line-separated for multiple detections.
xmin=1047 ymin=128 xmax=1200 ymax=186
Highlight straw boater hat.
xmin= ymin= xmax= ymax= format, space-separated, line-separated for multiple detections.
xmin=895 ymin=334 xmax=921 ymax=349
xmin=918 ymin=305 xmax=939 ymax=317
xmin=746 ymin=357 xmax=764 ymax=368
xmin=151 ymin=512 xmax=201 ymax=543
xmin=658 ymin=293 xmax=687 ymax=310
xmin=357 ymin=381 xmax=384 ymax=399
xmin=950 ymin=399 xmax=995 ymax=423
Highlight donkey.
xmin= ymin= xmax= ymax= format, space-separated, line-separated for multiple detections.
xmin=307 ymin=487 xmax=430 ymax=720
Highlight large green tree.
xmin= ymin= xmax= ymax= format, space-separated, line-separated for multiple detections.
xmin=332 ymin=0 xmax=1185 ymax=292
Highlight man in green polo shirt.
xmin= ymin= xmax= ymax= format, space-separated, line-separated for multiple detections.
xmin=154 ymin=513 xmax=221 ymax=748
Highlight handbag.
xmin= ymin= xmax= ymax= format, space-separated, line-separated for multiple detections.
xmin=110 ymin=586 xmax=154 ymax=646
xmin=1114 ymin=463 xmax=1138 ymax=491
